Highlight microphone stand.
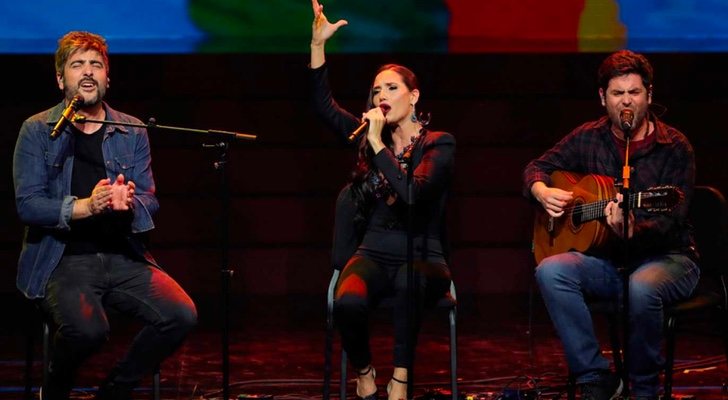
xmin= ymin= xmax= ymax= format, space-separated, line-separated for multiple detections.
xmin=402 ymin=146 xmax=417 ymax=400
xmin=73 ymin=115 xmax=257 ymax=142
xmin=73 ymin=115 xmax=256 ymax=400
xmin=204 ymin=140 xmax=234 ymax=400
xmin=618 ymin=125 xmax=632 ymax=398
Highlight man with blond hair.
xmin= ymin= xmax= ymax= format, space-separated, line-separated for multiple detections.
xmin=13 ymin=31 xmax=197 ymax=399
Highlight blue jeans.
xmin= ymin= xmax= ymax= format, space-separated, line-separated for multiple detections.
xmin=535 ymin=251 xmax=699 ymax=397
xmin=40 ymin=253 xmax=197 ymax=398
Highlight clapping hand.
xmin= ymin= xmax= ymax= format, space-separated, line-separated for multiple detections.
xmin=110 ymin=174 xmax=135 ymax=211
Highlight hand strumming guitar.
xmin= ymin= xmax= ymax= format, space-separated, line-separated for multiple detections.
xmin=531 ymin=181 xmax=574 ymax=217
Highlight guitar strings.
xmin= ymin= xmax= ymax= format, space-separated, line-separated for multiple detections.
xmin=560 ymin=196 xmax=642 ymax=217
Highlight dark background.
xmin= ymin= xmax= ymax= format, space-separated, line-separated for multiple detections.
xmin=1 ymin=53 xmax=727 ymax=319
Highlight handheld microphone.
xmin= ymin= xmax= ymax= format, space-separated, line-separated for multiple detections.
xmin=50 ymin=94 xmax=84 ymax=138
xmin=620 ymin=109 xmax=634 ymax=133
xmin=347 ymin=120 xmax=369 ymax=143
xmin=347 ymin=105 xmax=389 ymax=143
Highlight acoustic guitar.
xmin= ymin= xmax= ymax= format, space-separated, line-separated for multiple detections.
xmin=532 ymin=171 xmax=683 ymax=264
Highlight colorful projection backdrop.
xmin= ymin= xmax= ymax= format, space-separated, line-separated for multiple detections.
xmin=2 ymin=0 xmax=728 ymax=53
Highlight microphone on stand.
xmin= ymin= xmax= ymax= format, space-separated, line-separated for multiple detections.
xmin=620 ymin=109 xmax=634 ymax=135
xmin=347 ymin=105 xmax=389 ymax=143
xmin=50 ymin=94 xmax=84 ymax=138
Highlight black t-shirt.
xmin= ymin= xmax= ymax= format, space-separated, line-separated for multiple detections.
xmin=64 ymin=126 xmax=133 ymax=255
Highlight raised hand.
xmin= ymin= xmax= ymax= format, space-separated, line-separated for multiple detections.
xmin=311 ymin=0 xmax=348 ymax=46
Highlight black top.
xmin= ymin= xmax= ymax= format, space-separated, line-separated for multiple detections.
xmin=65 ymin=126 xmax=133 ymax=255
xmin=311 ymin=63 xmax=455 ymax=268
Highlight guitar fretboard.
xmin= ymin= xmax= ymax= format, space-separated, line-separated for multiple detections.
xmin=570 ymin=192 xmax=653 ymax=223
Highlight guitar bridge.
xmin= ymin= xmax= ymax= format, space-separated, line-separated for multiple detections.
xmin=547 ymin=216 xmax=555 ymax=233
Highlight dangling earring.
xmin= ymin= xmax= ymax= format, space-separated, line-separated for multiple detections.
xmin=410 ymin=104 xmax=417 ymax=122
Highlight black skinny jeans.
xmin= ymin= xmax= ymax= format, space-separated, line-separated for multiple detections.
xmin=40 ymin=253 xmax=197 ymax=398
xmin=333 ymin=255 xmax=450 ymax=369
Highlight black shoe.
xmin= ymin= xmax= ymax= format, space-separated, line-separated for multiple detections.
xmin=96 ymin=380 xmax=135 ymax=400
xmin=42 ymin=361 xmax=74 ymax=400
xmin=579 ymin=372 xmax=623 ymax=400
xmin=95 ymin=366 xmax=138 ymax=400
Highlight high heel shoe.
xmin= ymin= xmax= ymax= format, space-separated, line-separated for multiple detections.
xmin=386 ymin=376 xmax=408 ymax=400
xmin=356 ymin=365 xmax=378 ymax=400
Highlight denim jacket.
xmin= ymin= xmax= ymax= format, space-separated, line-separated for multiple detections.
xmin=13 ymin=100 xmax=159 ymax=299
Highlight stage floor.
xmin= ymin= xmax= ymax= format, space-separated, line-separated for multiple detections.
xmin=0 ymin=295 xmax=725 ymax=400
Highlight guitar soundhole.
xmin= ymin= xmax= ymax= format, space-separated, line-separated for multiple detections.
xmin=569 ymin=199 xmax=585 ymax=232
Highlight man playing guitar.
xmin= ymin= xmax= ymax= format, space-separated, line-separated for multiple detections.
xmin=523 ymin=50 xmax=699 ymax=400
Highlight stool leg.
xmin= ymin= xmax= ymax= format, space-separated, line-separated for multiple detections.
xmin=23 ymin=320 xmax=35 ymax=400
xmin=324 ymin=303 xmax=334 ymax=400
xmin=340 ymin=351 xmax=347 ymax=400
xmin=152 ymin=366 xmax=161 ymax=400
xmin=606 ymin=312 xmax=624 ymax=378
xmin=720 ymin=300 xmax=728 ymax=371
xmin=567 ymin=374 xmax=576 ymax=400
xmin=449 ymin=307 xmax=458 ymax=400
xmin=42 ymin=322 xmax=50 ymax=397
xmin=663 ymin=315 xmax=677 ymax=400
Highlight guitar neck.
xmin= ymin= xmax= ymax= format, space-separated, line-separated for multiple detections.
xmin=574 ymin=192 xmax=644 ymax=223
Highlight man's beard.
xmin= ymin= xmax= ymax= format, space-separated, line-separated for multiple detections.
xmin=65 ymin=80 xmax=105 ymax=106
xmin=611 ymin=108 xmax=647 ymax=136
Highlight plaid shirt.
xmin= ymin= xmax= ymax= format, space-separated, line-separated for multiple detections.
xmin=523 ymin=114 xmax=696 ymax=262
